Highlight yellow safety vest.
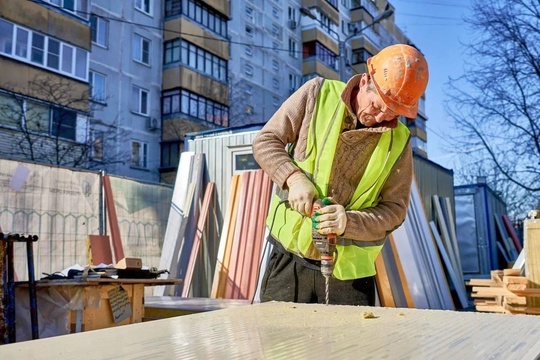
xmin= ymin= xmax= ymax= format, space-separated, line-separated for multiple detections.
xmin=266 ymin=79 xmax=410 ymax=280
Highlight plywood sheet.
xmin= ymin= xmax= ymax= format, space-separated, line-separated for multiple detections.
xmin=3 ymin=302 xmax=540 ymax=359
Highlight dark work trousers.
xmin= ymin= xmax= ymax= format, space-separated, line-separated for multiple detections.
xmin=260 ymin=245 xmax=375 ymax=306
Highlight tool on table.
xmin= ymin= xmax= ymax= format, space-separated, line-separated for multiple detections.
xmin=311 ymin=199 xmax=337 ymax=305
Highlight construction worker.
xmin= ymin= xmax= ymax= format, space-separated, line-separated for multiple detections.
xmin=253 ymin=44 xmax=429 ymax=305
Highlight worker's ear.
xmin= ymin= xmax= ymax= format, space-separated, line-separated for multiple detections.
xmin=359 ymin=73 xmax=369 ymax=87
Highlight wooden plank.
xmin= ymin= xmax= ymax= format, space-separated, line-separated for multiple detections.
xmin=524 ymin=215 xmax=540 ymax=308
xmin=102 ymin=175 xmax=124 ymax=263
xmin=181 ymin=182 xmax=215 ymax=297
xmin=375 ymin=252 xmax=396 ymax=308
xmin=87 ymin=235 xmax=112 ymax=265
xmin=210 ymin=175 xmax=240 ymax=298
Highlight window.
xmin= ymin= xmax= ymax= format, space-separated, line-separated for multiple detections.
xmin=92 ymin=131 xmax=104 ymax=161
xmin=245 ymin=46 xmax=252 ymax=56
xmin=303 ymin=41 xmax=338 ymax=70
xmin=15 ymin=28 xmax=29 ymax=58
xmin=90 ymin=15 xmax=109 ymax=47
xmin=245 ymin=6 xmax=254 ymax=22
xmin=232 ymin=148 xmax=260 ymax=172
xmin=245 ymin=25 xmax=253 ymax=37
xmin=165 ymin=0 xmax=227 ymax=37
xmin=0 ymin=19 xmax=13 ymax=54
xmin=288 ymin=6 xmax=296 ymax=21
xmin=272 ymin=96 xmax=280 ymax=107
xmin=272 ymin=41 xmax=279 ymax=51
xmin=245 ymin=85 xmax=252 ymax=95
xmin=132 ymin=86 xmax=149 ymax=115
xmin=47 ymin=39 xmax=60 ymax=70
xmin=271 ymin=24 xmax=281 ymax=38
xmin=351 ymin=48 xmax=373 ymax=65
xmin=272 ymin=59 xmax=279 ymax=71
xmin=272 ymin=6 xmax=280 ymax=19
xmin=43 ymin=0 xmax=89 ymax=19
xmin=288 ymin=38 xmax=297 ymax=58
xmin=272 ymin=78 xmax=279 ymax=89
xmin=162 ymin=89 xmax=229 ymax=127
xmin=52 ymin=107 xmax=77 ymax=140
xmin=89 ymin=71 xmax=106 ymax=102
xmin=131 ymin=140 xmax=148 ymax=168
xmin=244 ymin=64 xmax=253 ymax=76
xmin=0 ymin=19 xmax=88 ymax=81
xmin=0 ymin=93 xmax=21 ymax=128
xmin=133 ymin=34 xmax=150 ymax=65
xmin=31 ymin=33 xmax=45 ymax=65
xmin=25 ymin=101 xmax=49 ymax=133
xmin=161 ymin=141 xmax=182 ymax=168
xmin=289 ymin=73 xmax=300 ymax=93
xmin=164 ymin=39 xmax=227 ymax=81
xmin=135 ymin=0 xmax=152 ymax=15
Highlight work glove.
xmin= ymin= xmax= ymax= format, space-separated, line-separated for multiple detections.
xmin=311 ymin=197 xmax=347 ymax=236
xmin=286 ymin=171 xmax=318 ymax=216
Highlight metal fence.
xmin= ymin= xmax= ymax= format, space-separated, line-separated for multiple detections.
xmin=0 ymin=158 xmax=173 ymax=281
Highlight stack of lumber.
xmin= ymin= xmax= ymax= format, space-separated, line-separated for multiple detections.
xmin=468 ymin=269 xmax=540 ymax=314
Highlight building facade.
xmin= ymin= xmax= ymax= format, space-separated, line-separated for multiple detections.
xmin=89 ymin=1 xmax=164 ymax=182
xmin=0 ymin=0 xmax=92 ymax=168
xmin=0 ymin=0 xmax=428 ymax=184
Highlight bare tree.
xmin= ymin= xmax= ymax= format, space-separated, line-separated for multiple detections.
xmin=445 ymin=0 xmax=540 ymax=218
xmin=0 ymin=75 xmax=129 ymax=170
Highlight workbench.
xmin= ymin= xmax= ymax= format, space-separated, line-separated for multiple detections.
xmin=2 ymin=302 xmax=540 ymax=359
xmin=14 ymin=278 xmax=181 ymax=341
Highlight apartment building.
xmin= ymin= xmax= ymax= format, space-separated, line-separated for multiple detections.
xmin=159 ymin=0 xmax=230 ymax=183
xmin=89 ymin=0 xmax=163 ymax=182
xmin=0 ymin=0 xmax=92 ymax=167
xmin=225 ymin=0 xmax=428 ymax=157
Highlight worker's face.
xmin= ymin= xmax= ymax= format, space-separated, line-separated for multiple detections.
xmin=356 ymin=79 xmax=398 ymax=127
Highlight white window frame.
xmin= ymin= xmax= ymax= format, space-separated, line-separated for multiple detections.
xmin=132 ymin=85 xmax=149 ymax=115
xmin=43 ymin=0 xmax=89 ymax=19
xmin=133 ymin=34 xmax=150 ymax=65
xmin=135 ymin=0 xmax=153 ymax=16
xmin=131 ymin=140 xmax=148 ymax=168
xmin=272 ymin=59 xmax=279 ymax=71
xmin=91 ymin=15 xmax=109 ymax=48
xmin=230 ymin=146 xmax=260 ymax=173
xmin=0 ymin=19 xmax=88 ymax=81
xmin=289 ymin=38 xmax=297 ymax=58
xmin=91 ymin=131 xmax=104 ymax=161
xmin=89 ymin=71 xmax=106 ymax=103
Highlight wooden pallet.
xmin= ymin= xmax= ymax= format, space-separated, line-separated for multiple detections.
xmin=467 ymin=269 xmax=540 ymax=314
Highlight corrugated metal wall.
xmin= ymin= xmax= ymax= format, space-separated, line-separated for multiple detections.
xmin=187 ymin=130 xmax=260 ymax=229
xmin=413 ymin=154 xmax=454 ymax=223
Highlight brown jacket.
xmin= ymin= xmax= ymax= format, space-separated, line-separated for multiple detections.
xmin=252 ymin=76 xmax=413 ymax=242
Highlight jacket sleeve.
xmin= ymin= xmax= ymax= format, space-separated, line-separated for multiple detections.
xmin=252 ymin=78 xmax=321 ymax=189
xmin=341 ymin=141 xmax=413 ymax=242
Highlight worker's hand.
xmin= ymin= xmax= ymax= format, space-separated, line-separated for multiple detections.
xmin=312 ymin=197 xmax=347 ymax=236
xmin=286 ymin=171 xmax=318 ymax=216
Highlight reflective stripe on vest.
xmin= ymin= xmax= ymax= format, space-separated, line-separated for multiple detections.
xmin=266 ymin=79 xmax=410 ymax=280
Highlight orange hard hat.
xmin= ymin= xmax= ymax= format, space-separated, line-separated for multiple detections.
xmin=367 ymin=44 xmax=429 ymax=118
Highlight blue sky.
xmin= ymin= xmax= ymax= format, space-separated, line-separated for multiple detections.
xmin=389 ymin=0 xmax=473 ymax=170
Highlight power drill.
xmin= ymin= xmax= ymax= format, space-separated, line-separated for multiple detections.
xmin=311 ymin=199 xmax=338 ymax=305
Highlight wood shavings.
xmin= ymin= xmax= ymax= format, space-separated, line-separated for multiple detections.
xmin=362 ymin=311 xmax=379 ymax=319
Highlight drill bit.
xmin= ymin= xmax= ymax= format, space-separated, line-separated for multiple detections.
xmin=312 ymin=199 xmax=337 ymax=305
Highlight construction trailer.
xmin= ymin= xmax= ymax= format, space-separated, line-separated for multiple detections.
xmin=454 ymin=180 xmax=508 ymax=279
